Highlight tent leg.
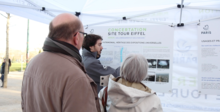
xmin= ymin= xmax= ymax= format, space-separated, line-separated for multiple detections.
xmin=179 ymin=0 xmax=184 ymax=24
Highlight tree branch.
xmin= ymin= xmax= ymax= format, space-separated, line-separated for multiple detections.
xmin=0 ymin=13 xmax=7 ymax=18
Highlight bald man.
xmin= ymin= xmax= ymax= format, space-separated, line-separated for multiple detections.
xmin=21 ymin=13 xmax=101 ymax=112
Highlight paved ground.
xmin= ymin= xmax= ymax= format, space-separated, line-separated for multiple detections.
xmin=0 ymin=72 xmax=23 ymax=112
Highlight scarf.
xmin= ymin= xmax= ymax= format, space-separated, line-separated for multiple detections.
xmin=43 ymin=37 xmax=82 ymax=62
xmin=113 ymin=77 xmax=152 ymax=93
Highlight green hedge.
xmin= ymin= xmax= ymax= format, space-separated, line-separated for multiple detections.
xmin=10 ymin=63 xmax=26 ymax=71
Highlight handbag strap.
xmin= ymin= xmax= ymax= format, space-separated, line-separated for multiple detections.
xmin=101 ymin=77 xmax=120 ymax=112
xmin=101 ymin=87 xmax=108 ymax=112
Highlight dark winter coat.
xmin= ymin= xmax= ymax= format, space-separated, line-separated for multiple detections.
xmin=0 ymin=62 xmax=5 ymax=74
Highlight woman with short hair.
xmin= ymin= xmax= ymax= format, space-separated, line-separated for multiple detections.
xmin=98 ymin=54 xmax=163 ymax=112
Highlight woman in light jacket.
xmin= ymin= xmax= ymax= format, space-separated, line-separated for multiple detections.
xmin=98 ymin=54 xmax=163 ymax=112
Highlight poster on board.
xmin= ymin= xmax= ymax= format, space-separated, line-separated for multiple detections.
xmin=85 ymin=25 xmax=174 ymax=93
xmin=198 ymin=19 xmax=220 ymax=95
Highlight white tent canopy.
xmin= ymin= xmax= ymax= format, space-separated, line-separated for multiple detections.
xmin=1 ymin=0 xmax=220 ymax=112
xmin=0 ymin=0 xmax=220 ymax=26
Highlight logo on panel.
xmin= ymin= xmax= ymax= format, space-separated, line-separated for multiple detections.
xmin=201 ymin=25 xmax=211 ymax=34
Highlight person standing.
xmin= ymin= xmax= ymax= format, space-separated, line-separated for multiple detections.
xmin=21 ymin=13 xmax=100 ymax=112
xmin=82 ymin=34 xmax=120 ymax=93
xmin=1 ymin=58 xmax=11 ymax=87
xmin=98 ymin=54 xmax=163 ymax=112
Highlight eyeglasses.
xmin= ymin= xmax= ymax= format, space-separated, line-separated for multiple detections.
xmin=79 ymin=31 xmax=87 ymax=37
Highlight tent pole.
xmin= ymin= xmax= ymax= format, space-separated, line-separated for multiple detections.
xmin=84 ymin=6 xmax=177 ymax=27
xmin=185 ymin=16 xmax=220 ymax=25
xmin=0 ymin=1 xmax=40 ymax=10
xmin=130 ymin=19 xmax=174 ymax=26
xmin=179 ymin=0 xmax=184 ymax=24
xmin=25 ymin=0 xmax=55 ymax=17
xmin=0 ymin=1 xmax=118 ymax=19
xmin=127 ymin=6 xmax=176 ymax=19
xmin=26 ymin=19 xmax=29 ymax=67
xmin=81 ymin=13 xmax=118 ymax=19
xmin=85 ymin=18 xmax=175 ymax=28
xmin=84 ymin=19 xmax=122 ymax=27
xmin=185 ymin=6 xmax=220 ymax=11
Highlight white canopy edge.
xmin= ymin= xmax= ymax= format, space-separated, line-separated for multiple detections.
xmin=1 ymin=0 xmax=220 ymax=27
xmin=0 ymin=1 xmax=120 ymax=19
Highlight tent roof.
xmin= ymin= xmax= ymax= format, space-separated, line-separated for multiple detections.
xmin=0 ymin=0 xmax=220 ymax=25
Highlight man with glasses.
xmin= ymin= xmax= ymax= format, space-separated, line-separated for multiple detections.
xmin=21 ymin=13 xmax=101 ymax=112
xmin=82 ymin=34 xmax=120 ymax=93
xmin=79 ymin=31 xmax=87 ymax=37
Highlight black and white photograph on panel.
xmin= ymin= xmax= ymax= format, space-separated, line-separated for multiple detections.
xmin=157 ymin=59 xmax=169 ymax=69
xmin=156 ymin=73 xmax=169 ymax=82
xmin=144 ymin=71 xmax=156 ymax=82
xmin=147 ymin=59 xmax=157 ymax=68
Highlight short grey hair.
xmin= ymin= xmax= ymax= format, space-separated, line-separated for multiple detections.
xmin=120 ymin=54 xmax=148 ymax=83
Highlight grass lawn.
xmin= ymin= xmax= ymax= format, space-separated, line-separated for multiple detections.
xmin=10 ymin=63 xmax=26 ymax=71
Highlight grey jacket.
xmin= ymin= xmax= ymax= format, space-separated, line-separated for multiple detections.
xmin=82 ymin=48 xmax=120 ymax=92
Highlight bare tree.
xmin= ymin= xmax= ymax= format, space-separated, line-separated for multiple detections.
xmin=3 ymin=13 xmax=11 ymax=88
